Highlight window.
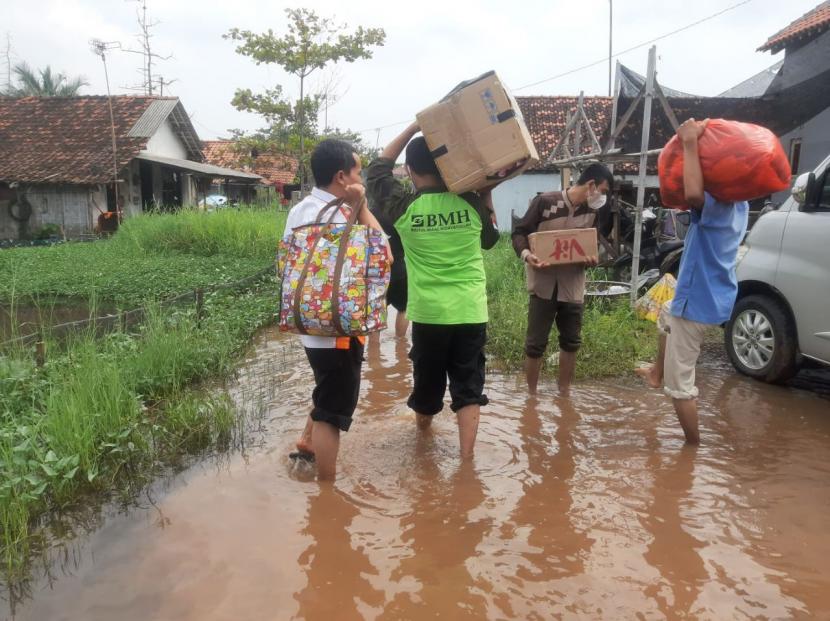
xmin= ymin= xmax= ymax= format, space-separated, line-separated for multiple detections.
xmin=817 ymin=170 xmax=830 ymax=212
xmin=789 ymin=138 xmax=802 ymax=175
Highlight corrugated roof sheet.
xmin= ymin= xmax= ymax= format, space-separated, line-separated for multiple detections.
xmin=136 ymin=152 xmax=262 ymax=180
xmin=718 ymin=61 xmax=784 ymax=97
xmin=127 ymin=98 xmax=179 ymax=137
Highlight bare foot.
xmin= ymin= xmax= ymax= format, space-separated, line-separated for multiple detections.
xmin=416 ymin=413 xmax=433 ymax=431
xmin=295 ymin=415 xmax=315 ymax=456
xmin=295 ymin=439 xmax=314 ymax=456
xmin=635 ymin=365 xmax=661 ymax=389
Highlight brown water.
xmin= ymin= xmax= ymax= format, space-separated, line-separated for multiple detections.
xmin=6 ymin=320 xmax=830 ymax=620
xmin=0 ymin=303 xmax=118 ymax=342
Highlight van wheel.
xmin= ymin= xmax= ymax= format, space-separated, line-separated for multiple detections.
xmin=725 ymin=295 xmax=798 ymax=383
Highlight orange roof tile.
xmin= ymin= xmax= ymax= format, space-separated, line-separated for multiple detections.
xmin=0 ymin=96 xmax=169 ymax=184
xmin=202 ymin=140 xmax=297 ymax=186
xmin=516 ymin=95 xmax=614 ymax=171
xmin=759 ymin=1 xmax=830 ymax=53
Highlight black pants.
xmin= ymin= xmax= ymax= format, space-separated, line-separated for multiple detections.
xmin=525 ymin=294 xmax=584 ymax=358
xmin=386 ymin=277 xmax=408 ymax=312
xmin=408 ymin=323 xmax=489 ymax=416
xmin=304 ymin=338 xmax=364 ymax=431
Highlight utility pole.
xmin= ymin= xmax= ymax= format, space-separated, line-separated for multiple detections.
xmin=91 ymin=39 xmax=121 ymax=217
xmin=630 ymin=46 xmax=656 ymax=305
xmin=608 ymin=0 xmax=613 ymax=97
xmin=156 ymin=75 xmax=176 ymax=96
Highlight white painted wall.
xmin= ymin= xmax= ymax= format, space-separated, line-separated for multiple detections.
xmin=492 ymin=172 xmax=560 ymax=231
xmin=491 ymin=172 xmax=662 ymax=231
xmin=144 ymin=118 xmax=189 ymax=160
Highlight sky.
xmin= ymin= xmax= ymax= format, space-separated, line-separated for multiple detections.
xmin=2 ymin=0 xmax=822 ymax=148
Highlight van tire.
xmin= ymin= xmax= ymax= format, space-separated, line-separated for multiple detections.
xmin=725 ymin=295 xmax=799 ymax=383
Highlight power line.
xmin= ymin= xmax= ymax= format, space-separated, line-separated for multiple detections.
xmin=354 ymin=118 xmax=412 ymax=135
xmin=353 ymin=0 xmax=754 ymax=134
xmin=514 ymin=0 xmax=754 ymax=91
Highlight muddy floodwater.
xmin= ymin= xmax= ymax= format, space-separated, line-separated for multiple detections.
xmin=6 ymin=320 xmax=830 ymax=620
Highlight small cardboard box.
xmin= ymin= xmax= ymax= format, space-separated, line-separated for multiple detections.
xmin=416 ymin=71 xmax=539 ymax=194
xmin=528 ymin=228 xmax=598 ymax=266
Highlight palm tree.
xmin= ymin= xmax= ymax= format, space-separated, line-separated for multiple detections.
xmin=3 ymin=63 xmax=88 ymax=97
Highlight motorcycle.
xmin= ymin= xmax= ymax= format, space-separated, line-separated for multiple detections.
xmin=610 ymin=197 xmax=689 ymax=291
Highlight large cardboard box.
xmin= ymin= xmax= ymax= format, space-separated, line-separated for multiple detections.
xmin=416 ymin=71 xmax=539 ymax=194
xmin=528 ymin=228 xmax=598 ymax=266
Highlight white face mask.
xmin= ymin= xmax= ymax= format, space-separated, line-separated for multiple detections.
xmin=587 ymin=188 xmax=607 ymax=210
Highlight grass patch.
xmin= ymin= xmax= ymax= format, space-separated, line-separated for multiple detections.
xmin=0 ymin=207 xmax=284 ymax=307
xmin=485 ymin=236 xmax=657 ymax=378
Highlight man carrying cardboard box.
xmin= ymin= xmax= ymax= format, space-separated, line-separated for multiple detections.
xmin=512 ymin=164 xmax=613 ymax=396
xmin=366 ymin=122 xmax=500 ymax=459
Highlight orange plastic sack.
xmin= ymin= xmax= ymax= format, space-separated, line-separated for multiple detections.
xmin=658 ymin=119 xmax=792 ymax=209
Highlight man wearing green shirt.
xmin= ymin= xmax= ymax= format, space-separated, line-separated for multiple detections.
xmin=366 ymin=122 xmax=500 ymax=458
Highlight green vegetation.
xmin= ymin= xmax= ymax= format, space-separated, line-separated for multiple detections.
xmin=484 ymin=236 xmax=657 ymax=378
xmin=2 ymin=62 xmax=88 ymax=97
xmin=0 ymin=208 xmax=283 ymax=577
xmin=0 ymin=207 xmax=283 ymax=306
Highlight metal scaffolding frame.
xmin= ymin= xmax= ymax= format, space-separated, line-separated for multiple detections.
xmin=544 ymin=46 xmax=681 ymax=304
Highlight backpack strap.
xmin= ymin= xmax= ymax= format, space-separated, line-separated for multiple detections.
xmin=292 ymin=197 xmax=344 ymax=335
xmin=329 ymin=197 xmax=365 ymax=336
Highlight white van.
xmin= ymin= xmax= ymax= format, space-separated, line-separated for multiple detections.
xmin=726 ymin=154 xmax=830 ymax=382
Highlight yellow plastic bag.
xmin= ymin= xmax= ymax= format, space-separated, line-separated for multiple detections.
xmin=635 ymin=273 xmax=676 ymax=322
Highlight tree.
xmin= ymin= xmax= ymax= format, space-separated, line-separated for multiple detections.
xmin=225 ymin=8 xmax=385 ymax=186
xmin=3 ymin=63 xmax=88 ymax=97
xmin=121 ymin=0 xmax=173 ymax=95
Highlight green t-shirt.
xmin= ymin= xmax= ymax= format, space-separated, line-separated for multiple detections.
xmin=394 ymin=191 xmax=489 ymax=324
xmin=366 ymin=158 xmax=500 ymax=325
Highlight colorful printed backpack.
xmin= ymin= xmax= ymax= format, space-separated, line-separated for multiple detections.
xmin=277 ymin=197 xmax=390 ymax=337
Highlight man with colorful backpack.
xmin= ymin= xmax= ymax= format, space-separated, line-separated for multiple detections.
xmin=366 ymin=122 xmax=500 ymax=459
xmin=284 ymin=139 xmax=386 ymax=481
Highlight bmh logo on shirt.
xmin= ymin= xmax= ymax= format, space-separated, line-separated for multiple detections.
xmin=411 ymin=210 xmax=472 ymax=231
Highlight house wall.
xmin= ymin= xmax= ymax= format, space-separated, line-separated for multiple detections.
xmin=774 ymin=105 xmax=830 ymax=203
xmin=770 ymin=30 xmax=830 ymax=92
xmin=492 ymin=172 xmax=561 ymax=231
xmin=0 ymin=184 xmax=98 ymax=239
xmin=144 ymin=118 xmax=189 ymax=159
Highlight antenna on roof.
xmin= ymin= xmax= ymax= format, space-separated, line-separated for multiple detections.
xmin=90 ymin=38 xmax=123 ymax=221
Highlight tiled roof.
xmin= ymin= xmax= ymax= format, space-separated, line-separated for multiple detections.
xmin=758 ymin=1 xmax=830 ymax=53
xmin=516 ymin=96 xmax=613 ymax=171
xmin=202 ymin=140 xmax=297 ymax=186
xmin=0 ymin=96 xmax=180 ymax=184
